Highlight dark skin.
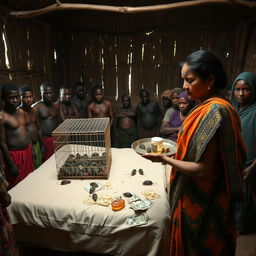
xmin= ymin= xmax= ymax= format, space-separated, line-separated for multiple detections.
xmin=136 ymin=91 xmax=161 ymax=130
xmin=32 ymin=87 xmax=63 ymax=137
xmin=161 ymin=96 xmax=172 ymax=115
xmin=233 ymin=80 xmax=255 ymax=182
xmin=171 ymin=92 xmax=180 ymax=109
xmin=57 ymin=88 xmax=79 ymax=121
xmin=88 ymin=89 xmax=114 ymax=126
xmin=71 ymin=85 xmax=90 ymax=118
xmin=160 ymin=92 xmax=181 ymax=135
xmin=0 ymin=90 xmax=31 ymax=176
xmin=160 ymin=97 xmax=191 ymax=137
xmin=18 ymin=90 xmax=45 ymax=156
xmin=115 ymin=96 xmax=136 ymax=130
xmin=143 ymin=62 xmax=222 ymax=178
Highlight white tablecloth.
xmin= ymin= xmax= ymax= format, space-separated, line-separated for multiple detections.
xmin=7 ymin=148 xmax=170 ymax=256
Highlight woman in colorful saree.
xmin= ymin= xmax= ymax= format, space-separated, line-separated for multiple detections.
xmin=231 ymin=72 xmax=256 ymax=235
xmin=143 ymin=50 xmax=246 ymax=256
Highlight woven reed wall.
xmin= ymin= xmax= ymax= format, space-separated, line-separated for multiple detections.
xmin=65 ymin=27 xmax=237 ymax=107
xmin=0 ymin=8 xmax=256 ymax=108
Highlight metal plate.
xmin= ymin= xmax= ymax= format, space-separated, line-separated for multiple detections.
xmin=131 ymin=138 xmax=177 ymax=156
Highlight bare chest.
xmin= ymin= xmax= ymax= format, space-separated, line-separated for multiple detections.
xmin=38 ymin=105 xmax=58 ymax=120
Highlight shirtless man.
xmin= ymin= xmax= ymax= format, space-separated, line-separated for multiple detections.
xmin=57 ymin=86 xmax=79 ymax=121
xmin=88 ymin=85 xmax=113 ymax=126
xmin=0 ymin=83 xmax=34 ymax=189
xmin=136 ymin=89 xmax=161 ymax=139
xmin=115 ymin=94 xmax=136 ymax=148
xmin=32 ymin=82 xmax=62 ymax=161
xmin=71 ymin=82 xmax=91 ymax=118
xmin=18 ymin=85 xmax=45 ymax=169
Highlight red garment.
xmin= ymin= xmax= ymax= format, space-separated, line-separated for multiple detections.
xmin=0 ymin=208 xmax=19 ymax=256
xmin=5 ymin=144 xmax=34 ymax=189
xmin=43 ymin=137 xmax=54 ymax=161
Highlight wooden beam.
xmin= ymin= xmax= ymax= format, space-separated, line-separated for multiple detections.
xmin=10 ymin=0 xmax=234 ymax=18
xmin=229 ymin=0 xmax=256 ymax=8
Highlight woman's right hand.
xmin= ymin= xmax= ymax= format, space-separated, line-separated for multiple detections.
xmin=142 ymin=153 xmax=165 ymax=163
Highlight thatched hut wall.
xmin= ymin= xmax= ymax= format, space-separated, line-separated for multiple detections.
xmin=0 ymin=7 xmax=64 ymax=100
xmin=0 ymin=3 xmax=256 ymax=108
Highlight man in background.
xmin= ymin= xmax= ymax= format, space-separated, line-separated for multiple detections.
xmin=71 ymin=82 xmax=91 ymax=118
xmin=160 ymin=89 xmax=172 ymax=116
xmin=57 ymin=85 xmax=79 ymax=121
xmin=0 ymin=84 xmax=34 ymax=188
xmin=19 ymin=85 xmax=45 ymax=169
xmin=136 ymin=89 xmax=161 ymax=139
xmin=32 ymin=83 xmax=62 ymax=161
xmin=88 ymin=85 xmax=113 ymax=126
xmin=115 ymin=94 xmax=136 ymax=148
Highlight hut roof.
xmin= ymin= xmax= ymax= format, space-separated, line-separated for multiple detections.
xmin=1 ymin=0 xmax=256 ymax=33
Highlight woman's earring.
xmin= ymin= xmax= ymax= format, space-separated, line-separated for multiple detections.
xmin=208 ymin=87 xmax=211 ymax=90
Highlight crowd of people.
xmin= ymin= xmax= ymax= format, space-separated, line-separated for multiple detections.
xmin=0 ymin=49 xmax=255 ymax=255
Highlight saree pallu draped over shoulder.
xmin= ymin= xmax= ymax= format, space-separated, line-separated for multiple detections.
xmin=169 ymin=98 xmax=246 ymax=256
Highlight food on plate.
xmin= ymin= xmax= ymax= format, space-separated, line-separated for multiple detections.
xmin=139 ymin=143 xmax=146 ymax=150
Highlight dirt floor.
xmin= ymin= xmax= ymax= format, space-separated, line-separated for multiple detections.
xmin=18 ymin=234 xmax=256 ymax=256
xmin=236 ymin=234 xmax=256 ymax=256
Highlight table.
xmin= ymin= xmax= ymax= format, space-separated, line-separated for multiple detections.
xmin=7 ymin=148 xmax=171 ymax=256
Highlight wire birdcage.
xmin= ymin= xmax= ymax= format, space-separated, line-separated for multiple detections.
xmin=52 ymin=118 xmax=111 ymax=179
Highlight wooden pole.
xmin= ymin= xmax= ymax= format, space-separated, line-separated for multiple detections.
xmin=9 ymin=0 xmax=235 ymax=18
xmin=229 ymin=0 xmax=256 ymax=8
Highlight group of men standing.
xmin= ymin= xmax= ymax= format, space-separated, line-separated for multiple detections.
xmin=0 ymin=81 xmax=180 ymax=190
xmin=0 ymin=82 xmax=91 ymax=189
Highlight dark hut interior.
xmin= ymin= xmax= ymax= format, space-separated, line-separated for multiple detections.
xmin=0 ymin=1 xmax=256 ymax=255
xmin=0 ymin=0 xmax=256 ymax=108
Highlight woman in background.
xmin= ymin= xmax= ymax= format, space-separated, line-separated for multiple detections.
xmin=231 ymin=72 xmax=256 ymax=235
xmin=160 ymin=90 xmax=195 ymax=142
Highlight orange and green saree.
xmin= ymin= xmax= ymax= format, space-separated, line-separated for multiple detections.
xmin=169 ymin=98 xmax=246 ymax=256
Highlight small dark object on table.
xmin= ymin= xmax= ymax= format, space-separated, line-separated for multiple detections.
xmin=123 ymin=192 xmax=133 ymax=198
xmin=89 ymin=186 xmax=96 ymax=194
xmin=90 ymin=182 xmax=99 ymax=187
xmin=131 ymin=169 xmax=137 ymax=176
xmin=138 ymin=168 xmax=144 ymax=175
xmin=143 ymin=180 xmax=153 ymax=186
xmin=92 ymin=193 xmax=98 ymax=202
xmin=61 ymin=179 xmax=71 ymax=185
